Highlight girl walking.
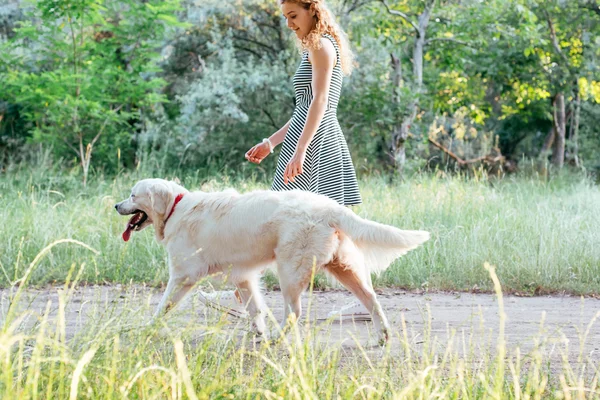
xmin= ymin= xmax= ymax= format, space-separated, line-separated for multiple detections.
xmin=206 ymin=0 xmax=370 ymax=321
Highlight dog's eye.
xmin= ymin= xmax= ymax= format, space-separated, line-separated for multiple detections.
xmin=130 ymin=193 xmax=135 ymax=198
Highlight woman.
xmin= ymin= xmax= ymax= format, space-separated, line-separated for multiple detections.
xmin=204 ymin=0 xmax=370 ymax=320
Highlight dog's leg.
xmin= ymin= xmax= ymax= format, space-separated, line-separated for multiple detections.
xmin=325 ymin=265 xmax=390 ymax=345
xmin=236 ymin=278 xmax=266 ymax=336
xmin=153 ymin=276 xmax=195 ymax=319
xmin=275 ymin=230 xmax=338 ymax=332
xmin=277 ymin=265 xmax=309 ymax=326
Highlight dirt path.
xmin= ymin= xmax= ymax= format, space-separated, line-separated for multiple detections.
xmin=2 ymin=285 xmax=599 ymax=363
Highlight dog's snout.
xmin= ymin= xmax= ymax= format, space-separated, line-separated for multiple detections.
xmin=114 ymin=203 xmax=119 ymax=211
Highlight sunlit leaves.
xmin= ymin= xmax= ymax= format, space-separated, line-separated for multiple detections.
xmin=579 ymin=77 xmax=600 ymax=103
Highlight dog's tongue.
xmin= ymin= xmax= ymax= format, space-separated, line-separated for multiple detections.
xmin=122 ymin=226 xmax=132 ymax=242
xmin=122 ymin=212 xmax=142 ymax=242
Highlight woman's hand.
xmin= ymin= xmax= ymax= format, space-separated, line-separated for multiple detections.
xmin=245 ymin=142 xmax=271 ymax=164
xmin=283 ymin=149 xmax=306 ymax=184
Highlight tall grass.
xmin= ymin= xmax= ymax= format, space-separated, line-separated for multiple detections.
xmin=1 ymin=162 xmax=598 ymax=294
xmin=0 ymin=244 xmax=598 ymax=398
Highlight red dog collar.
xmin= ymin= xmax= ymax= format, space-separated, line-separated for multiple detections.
xmin=165 ymin=193 xmax=185 ymax=225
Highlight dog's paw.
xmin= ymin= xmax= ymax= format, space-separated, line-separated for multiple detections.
xmin=377 ymin=328 xmax=390 ymax=347
xmin=252 ymin=319 xmax=266 ymax=336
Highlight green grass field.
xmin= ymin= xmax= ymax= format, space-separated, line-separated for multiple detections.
xmin=1 ymin=165 xmax=598 ymax=295
xmin=1 ymin=164 xmax=599 ymax=398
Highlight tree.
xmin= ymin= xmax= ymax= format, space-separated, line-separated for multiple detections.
xmin=374 ymin=0 xmax=487 ymax=173
xmin=522 ymin=0 xmax=600 ymax=168
xmin=0 ymin=0 xmax=186 ymax=183
xmin=377 ymin=0 xmax=435 ymax=172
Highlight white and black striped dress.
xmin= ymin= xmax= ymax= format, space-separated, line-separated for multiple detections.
xmin=271 ymin=33 xmax=362 ymax=206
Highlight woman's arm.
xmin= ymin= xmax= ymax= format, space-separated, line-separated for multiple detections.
xmin=268 ymin=118 xmax=292 ymax=148
xmin=282 ymin=38 xmax=335 ymax=184
xmin=295 ymin=38 xmax=336 ymax=152
xmin=245 ymin=118 xmax=291 ymax=164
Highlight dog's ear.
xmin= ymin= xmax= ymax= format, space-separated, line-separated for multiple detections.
xmin=147 ymin=181 xmax=174 ymax=242
xmin=147 ymin=181 xmax=174 ymax=218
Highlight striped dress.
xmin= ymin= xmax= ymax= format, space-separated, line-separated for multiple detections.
xmin=271 ymin=33 xmax=362 ymax=206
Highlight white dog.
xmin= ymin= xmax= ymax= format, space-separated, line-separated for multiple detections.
xmin=115 ymin=178 xmax=429 ymax=342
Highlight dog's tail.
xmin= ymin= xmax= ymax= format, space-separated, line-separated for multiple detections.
xmin=332 ymin=208 xmax=430 ymax=274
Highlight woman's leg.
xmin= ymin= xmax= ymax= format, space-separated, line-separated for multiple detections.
xmin=324 ymin=204 xmax=372 ymax=321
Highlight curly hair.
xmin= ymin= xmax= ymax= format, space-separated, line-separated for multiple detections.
xmin=280 ymin=0 xmax=355 ymax=76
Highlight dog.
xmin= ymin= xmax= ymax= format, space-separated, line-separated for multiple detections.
xmin=115 ymin=178 xmax=429 ymax=342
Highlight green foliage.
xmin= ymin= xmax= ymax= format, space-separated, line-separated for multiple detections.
xmin=0 ymin=0 xmax=599 ymax=175
xmin=0 ymin=0 xmax=186 ymax=172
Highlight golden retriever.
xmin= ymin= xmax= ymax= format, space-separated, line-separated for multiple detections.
xmin=115 ymin=178 xmax=429 ymax=342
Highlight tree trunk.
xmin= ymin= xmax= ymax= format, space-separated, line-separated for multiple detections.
xmin=390 ymin=105 xmax=417 ymax=171
xmin=391 ymin=53 xmax=402 ymax=99
xmin=389 ymin=53 xmax=402 ymax=168
xmin=413 ymin=8 xmax=431 ymax=87
xmin=569 ymin=90 xmax=581 ymax=167
xmin=388 ymin=53 xmax=409 ymax=170
xmin=539 ymin=125 xmax=554 ymax=178
xmin=388 ymin=0 xmax=434 ymax=174
xmin=551 ymin=93 xmax=566 ymax=168
xmin=540 ymin=126 xmax=555 ymax=156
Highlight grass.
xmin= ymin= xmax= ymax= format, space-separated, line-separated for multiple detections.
xmin=0 ymin=162 xmax=599 ymax=398
xmin=0 ymin=163 xmax=599 ymax=295
xmin=0 ymin=253 xmax=598 ymax=399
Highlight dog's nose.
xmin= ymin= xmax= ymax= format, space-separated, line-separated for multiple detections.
xmin=114 ymin=204 xmax=119 ymax=211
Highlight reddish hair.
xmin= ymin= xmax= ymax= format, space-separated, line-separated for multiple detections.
xmin=280 ymin=0 xmax=355 ymax=75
